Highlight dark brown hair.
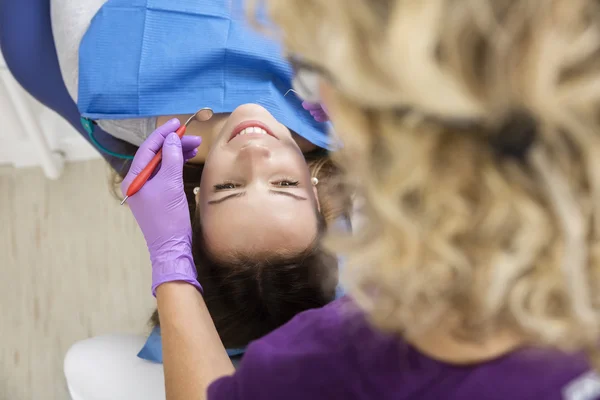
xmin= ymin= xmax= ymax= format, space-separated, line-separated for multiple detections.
xmin=150 ymin=149 xmax=349 ymax=348
xmin=190 ymin=209 xmax=336 ymax=348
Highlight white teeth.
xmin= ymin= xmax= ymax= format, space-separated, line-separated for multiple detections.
xmin=236 ymin=127 xmax=268 ymax=137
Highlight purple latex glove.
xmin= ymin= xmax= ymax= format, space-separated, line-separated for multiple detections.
xmin=121 ymin=118 xmax=203 ymax=296
xmin=302 ymin=101 xmax=329 ymax=123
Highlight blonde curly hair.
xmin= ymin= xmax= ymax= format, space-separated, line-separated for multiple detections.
xmin=261 ymin=0 xmax=600 ymax=363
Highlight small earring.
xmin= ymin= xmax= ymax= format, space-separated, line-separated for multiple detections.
xmin=311 ymin=177 xmax=319 ymax=186
xmin=193 ymin=187 xmax=200 ymax=195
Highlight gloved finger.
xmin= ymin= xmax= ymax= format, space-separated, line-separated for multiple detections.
xmin=147 ymin=136 xmax=200 ymax=176
xmin=128 ymin=118 xmax=181 ymax=177
xmin=312 ymin=110 xmax=329 ymax=123
xmin=181 ymin=136 xmax=202 ymax=153
xmin=152 ymin=146 xmax=198 ymax=176
xmin=183 ymin=149 xmax=198 ymax=163
xmin=302 ymin=101 xmax=323 ymax=111
xmin=158 ymin=132 xmax=185 ymax=179
xmin=121 ymin=119 xmax=181 ymax=193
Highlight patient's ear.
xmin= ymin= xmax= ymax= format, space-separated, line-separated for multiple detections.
xmin=312 ymin=186 xmax=321 ymax=212
xmin=193 ymin=187 xmax=200 ymax=204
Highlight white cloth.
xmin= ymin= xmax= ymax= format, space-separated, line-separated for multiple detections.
xmin=50 ymin=0 xmax=157 ymax=146
xmin=50 ymin=0 xmax=105 ymax=104
xmin=64 ymin=334 xmax=166 ymax=400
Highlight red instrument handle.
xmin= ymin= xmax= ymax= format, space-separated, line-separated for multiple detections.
xmin=125 ymin=125 xmax=187 ymax=198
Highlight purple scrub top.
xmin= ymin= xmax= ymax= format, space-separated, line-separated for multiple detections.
xmin=208 ymin=298 xmax=600 ymax=400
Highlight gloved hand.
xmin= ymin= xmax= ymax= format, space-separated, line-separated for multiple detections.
xmin=302 ymin=101 xmax=329 ymax=123
xmin=121 ymin=118 xmax=203 ymax=296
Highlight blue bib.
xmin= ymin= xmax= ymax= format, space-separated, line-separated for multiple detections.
xmin=78 ymin=0 xmax=330 ymax=149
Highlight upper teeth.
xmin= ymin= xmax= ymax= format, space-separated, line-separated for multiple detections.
xmin=236 ymin=127 xmax=268 ymax=137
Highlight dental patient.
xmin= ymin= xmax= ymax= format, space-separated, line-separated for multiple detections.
xmin=51 ymin=0 xmax=348 ymax=352
xmin=149 ymin=108 xmax=348 ymax=349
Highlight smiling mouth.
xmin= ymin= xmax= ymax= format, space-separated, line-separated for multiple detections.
xmin=228 ymin=120 xmax=279 ymax=143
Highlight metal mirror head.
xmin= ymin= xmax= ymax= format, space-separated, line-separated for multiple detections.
xmin=184 ymin=107 xmax=214 ymax=126
xmin=195 ymin=108 xmax=214 ymax=123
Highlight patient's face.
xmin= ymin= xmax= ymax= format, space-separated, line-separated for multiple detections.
xmin=197 ymin=104 xmax=320 ymax=258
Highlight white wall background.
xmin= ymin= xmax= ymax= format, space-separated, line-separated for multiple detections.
xmin=0 ymin=50 xmax=100 ymax=179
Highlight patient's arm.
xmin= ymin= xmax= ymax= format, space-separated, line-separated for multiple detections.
xmin=157 ymin=282 xmax=235 ymax=400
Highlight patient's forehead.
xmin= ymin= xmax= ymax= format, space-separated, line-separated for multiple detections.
xmin=202 ymin=209 xmax=318 ymax=259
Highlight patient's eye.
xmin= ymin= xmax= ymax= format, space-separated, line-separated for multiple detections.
xmin=214 ymin=182 xmax=239 ymax=190
xmin=273 ymin=180 xmax=299 ymax=187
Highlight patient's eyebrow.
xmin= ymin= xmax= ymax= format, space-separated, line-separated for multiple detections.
xmin=269 ymin=190 xmax=308 ymax=201
xmin=208 ymin=192 xmax=246 ymax=205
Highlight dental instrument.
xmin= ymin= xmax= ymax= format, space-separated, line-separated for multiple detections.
xmin=120 ymin=108 xmax=213 ymax=205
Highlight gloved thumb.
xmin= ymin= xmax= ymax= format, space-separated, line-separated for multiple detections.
xmin=160 ymin=132 xmax=184 ymax=178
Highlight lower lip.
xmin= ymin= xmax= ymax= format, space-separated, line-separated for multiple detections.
xmin=228 ymin=121 xmax=278 ymax=143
